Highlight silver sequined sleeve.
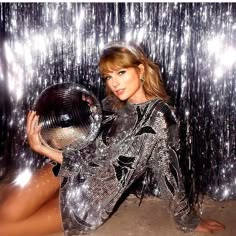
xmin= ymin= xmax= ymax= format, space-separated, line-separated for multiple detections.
xmin=148 ymin=106 xmax=201 ymax=232
xmin=58 ymin=142 xmax=98 ymax=177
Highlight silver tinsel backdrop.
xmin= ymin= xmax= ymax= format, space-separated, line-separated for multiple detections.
xmin=0 ymin=3 xmax=235 ymax=202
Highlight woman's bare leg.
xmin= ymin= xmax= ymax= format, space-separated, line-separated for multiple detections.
xmin=0 ymin=195 xmax=63 ymax=236
xmin=0 ymin=163 xmax=60 ymax=221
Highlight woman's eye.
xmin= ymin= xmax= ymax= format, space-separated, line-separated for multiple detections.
xmin=104 ymin=76 xmax=111 ymax=80
xmin=118 ymin=70 xmax=126 ymax=76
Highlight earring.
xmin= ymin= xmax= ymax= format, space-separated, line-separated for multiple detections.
xmin=140 ymin=75 xmax=145 ymax=83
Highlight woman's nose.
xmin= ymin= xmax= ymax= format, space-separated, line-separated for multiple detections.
xmin=111 ymin=76 xmax=120 ymax=87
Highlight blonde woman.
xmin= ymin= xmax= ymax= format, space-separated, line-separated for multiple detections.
xmin=0 ymin=42 xmax=225 ymax=235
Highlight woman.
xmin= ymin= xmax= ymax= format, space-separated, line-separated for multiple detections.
xmin=0 ymin=42 xmax=225 ymax=235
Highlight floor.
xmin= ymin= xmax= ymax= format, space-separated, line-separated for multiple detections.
xmin=0 ymin=183 xmax=235 ymax=236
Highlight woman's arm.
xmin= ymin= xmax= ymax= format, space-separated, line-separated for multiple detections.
xmin=148 ymin=108 xmax=225 ymax=233
xmin=26 ymin=111 xmax=63 ymax=163
xmin=26 ymin=110 xmax=104 ymax=179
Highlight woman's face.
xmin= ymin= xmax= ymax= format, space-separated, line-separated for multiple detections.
xmin=104 ymin=64 xmax=146 ymax=104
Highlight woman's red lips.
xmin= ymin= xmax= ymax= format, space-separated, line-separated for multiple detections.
xmin=115 ymin=89 xmax=125 ymax=95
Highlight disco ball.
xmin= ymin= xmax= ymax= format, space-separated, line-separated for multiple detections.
xmin=33 ymin=83 xmax=102 ymax=151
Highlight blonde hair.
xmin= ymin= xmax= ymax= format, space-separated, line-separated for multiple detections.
xmin=99 ymin=42 xmax=170 ymax=108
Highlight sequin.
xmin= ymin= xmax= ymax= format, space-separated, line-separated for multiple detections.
xmin=57 ymin=97 xmax=200 ymax=235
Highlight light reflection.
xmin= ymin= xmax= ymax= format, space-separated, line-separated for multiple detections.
xmin=16 ymin=87 xmax=23 ymax=101
xmin=137 ymin=27 xmax=145 ymax=43
xmin=207 ymin=34 xmax=236 ymax=81
xmin=99 ymin=41 xmax=104 ymax=51
xmin=67 ymin=2 xmax=71 ymax=9
xmin=14 ymin=41 xmax=24 ymax=56
xmin=184 ymin=26 xmax=190 ymax=44
xmin=185 ymin=110 xmax=189 ymax=117
xmin=214 ymin=67 xmax=224 ymax=80
xmin=223 ymin=188 xmax=229 ymax=198
xmin=7 ymin=71 xmax=14 ymax=92
xmin=181 ymin=54 xmax=186 ymax=65
xmin=32 ymin=34 xmax=47 ymax=55
xmin=5 ymin=42 xmax=14 ymax=63
xmin=125 ymin=31 xmax=132 ymax=42
xmin=76 ymin=10 xmax=85 ymax=29
xmin=52 ymin=7 xmax=58 ymax=23
xmin=165 ymin=33 xmax=170 ymax=43
xmin=207 ymin=35 xmax=223 ymax=56
xmin=221 ymin=47 xmax=236 ymax=68
xmin=53 ymin=28 xmax=63 ymax=41
xmin=13 ymin=169 xmax=32 ymax=187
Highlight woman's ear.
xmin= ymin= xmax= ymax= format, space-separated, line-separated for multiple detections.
xmin=138 ymin=64 xmax=145 ymax=76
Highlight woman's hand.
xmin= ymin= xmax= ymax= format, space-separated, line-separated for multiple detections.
xmin=26 ymin=111 xmax=63 ymax=163
xmin=195 ymin=218 xmax=225 ymax=233
xmin=26 ymin=111 xmax=43 ymax=153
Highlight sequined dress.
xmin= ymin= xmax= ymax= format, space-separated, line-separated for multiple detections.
xmin=57 ymin=97 xmax=200 ymax=236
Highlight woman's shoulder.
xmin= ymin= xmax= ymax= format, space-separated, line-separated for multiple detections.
xmin=153 ymin=99 xmax=178 ymax=126
xmin=101 ymin=96 xmax=116 ymax=112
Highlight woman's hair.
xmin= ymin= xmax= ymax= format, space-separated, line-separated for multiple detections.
xmin=98 ymin=42 xmax=170 ymax=108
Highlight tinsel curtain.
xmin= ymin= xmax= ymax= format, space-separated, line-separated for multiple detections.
xmin=0 ymin=3 xmax=235 ymax=201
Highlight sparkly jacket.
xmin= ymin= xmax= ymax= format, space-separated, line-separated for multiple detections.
xmin=57 ymin=97 xmax=200 ymax=236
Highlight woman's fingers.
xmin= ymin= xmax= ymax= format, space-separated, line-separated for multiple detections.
xmin=204 ymin=219 xmax=225 ymax=229
xmin=29 ymin=112 xmax=37 ymax=135
xmin=35 ymin=122 xmax=42 ymax=133
xmin=208 ymin=220 xmax=225 ymax=227
xmin=195 ymin=218 xmax=225 ymax=233
xmin=26 ymin=111 xmax=32 ymax=133
xmin=82 ymin=94 xmax=93 ymax=107
xmin=26 ymin=111 xmax=41 ymax=136
xmin=27 ymin=111 xmax=35 ymax=134
xmin=32 ymin=115 xmax=41 ymax=135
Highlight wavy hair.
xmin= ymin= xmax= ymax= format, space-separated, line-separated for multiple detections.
xmin=99 ymin=42 xmax=170 ymax=108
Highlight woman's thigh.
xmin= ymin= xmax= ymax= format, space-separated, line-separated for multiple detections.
xmin=0 ymin=163 xmax=60 ymax=221
xmin=0 ymin=195 xmax=63 ymax=236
